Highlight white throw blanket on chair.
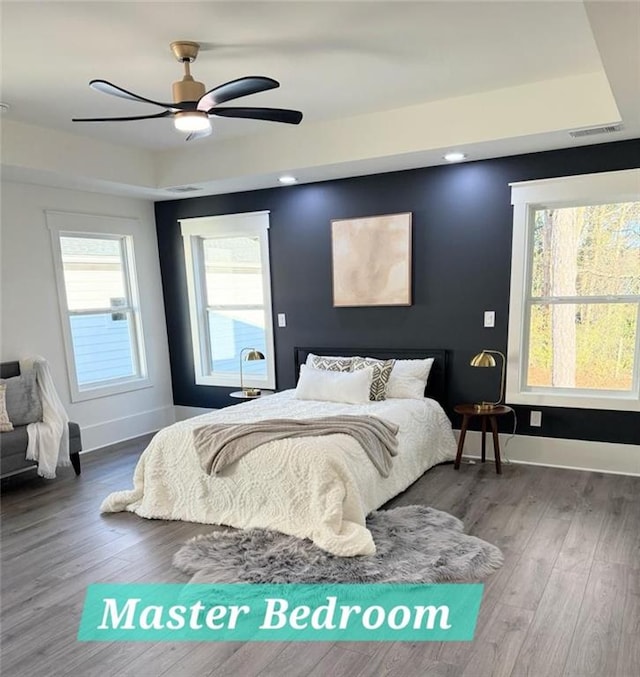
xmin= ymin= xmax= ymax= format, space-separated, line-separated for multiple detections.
xmin=20 ymin=357 xmax=70 ymax=479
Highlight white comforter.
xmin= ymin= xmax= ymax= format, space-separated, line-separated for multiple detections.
xmin=101 ymin=391 xmax=456 ymax=556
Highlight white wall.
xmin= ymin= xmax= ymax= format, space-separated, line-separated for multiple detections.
xmin=0 ymin=180 xmax=174 ymax=451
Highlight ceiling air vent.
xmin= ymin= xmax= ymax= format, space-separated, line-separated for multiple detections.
xmin=165 ymin=185 xmax=200 ymax=193
xmin=569 ymin=124 xmax=622 ymax=138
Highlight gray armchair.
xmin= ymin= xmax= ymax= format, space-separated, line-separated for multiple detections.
xmin=0 ymin=361 xmax=81 ymax=478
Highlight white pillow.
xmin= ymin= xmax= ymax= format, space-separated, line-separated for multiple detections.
xmin=295 ymin=365 xmax=373 ymax=404
xmin=386 ymin=358 xmax=434 ymax=399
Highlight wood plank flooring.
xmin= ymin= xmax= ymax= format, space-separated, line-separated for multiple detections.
xmin=1 ymin=437 xmax=639 ymax=677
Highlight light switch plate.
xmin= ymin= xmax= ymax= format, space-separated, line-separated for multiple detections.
xmin=484 ymin=311 xmax=495 ymax=328
xmin=277 ymin=313 xmax=286 ymax=327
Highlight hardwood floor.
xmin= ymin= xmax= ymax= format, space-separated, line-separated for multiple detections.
xmin=1 ymin=437 xmax=639 ymax=677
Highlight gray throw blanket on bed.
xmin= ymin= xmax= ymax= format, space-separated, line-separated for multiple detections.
xmin=193 ymin=415 xmax=400 ymax=477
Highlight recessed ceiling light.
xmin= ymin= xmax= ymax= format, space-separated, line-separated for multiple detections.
xmin=443 ymin=152 xmax=467 ymax=162
xmin=279 ymin=175 xmax=297 ymax=185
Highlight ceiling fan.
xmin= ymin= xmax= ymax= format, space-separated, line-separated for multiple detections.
xmin=73 ymin=41 xmax=303 ymax=141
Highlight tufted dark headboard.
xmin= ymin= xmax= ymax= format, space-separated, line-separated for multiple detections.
xmin=0 ymin=362 xmax=21 ymax=378
xmin=294 ymin=347 xmax=448 ymax=407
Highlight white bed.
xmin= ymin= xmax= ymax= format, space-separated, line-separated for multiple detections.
xmin=101 ymin=389 xmax=456 ymax=556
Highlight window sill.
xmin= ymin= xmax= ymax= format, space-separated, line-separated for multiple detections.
xmin=194 ymin=375 xmax=276 ymax=390
xmin=70 ymin=377 xmax=152 ymax=403
xmin=506 ymin=389 xmax=640 ymax=412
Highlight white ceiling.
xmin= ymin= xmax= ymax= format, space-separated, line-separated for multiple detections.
xmin=1 ymin=1 xmax=638 ymax=199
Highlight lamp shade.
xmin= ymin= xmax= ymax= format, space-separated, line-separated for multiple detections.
xmin=243 ymin=349 xmax=265 ymax=361
xmin=470 ymin=351 xmax=497 ymax=368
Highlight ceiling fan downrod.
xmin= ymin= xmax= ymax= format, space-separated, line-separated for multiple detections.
xmin=170 ymin=41 xmax=205 ymax=103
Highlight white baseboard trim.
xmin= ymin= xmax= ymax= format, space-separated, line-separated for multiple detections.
xmin=456 ymin=430 xmax=640 ymax=477
xmin=174 ymin=405 xmax=216 ymax=422
xmin=80 ymin=405 xmax=175 ymax=453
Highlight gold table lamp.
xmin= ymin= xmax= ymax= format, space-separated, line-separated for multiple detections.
xmin=470 ymin=349 xmax=506 ymax=411
xmin=240 ymin=348 xmax=265 ymax=396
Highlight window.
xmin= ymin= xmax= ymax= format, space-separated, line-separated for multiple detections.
xmin=507 ymin=169 xmax=640 ymax=411
xmin=47 ymin=212 xmax=149 ymax=401
xmin=180 ymin=211 xmax=276 ymax=389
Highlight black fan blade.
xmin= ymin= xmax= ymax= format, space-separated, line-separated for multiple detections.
xmin=209 ymin=107 xmax=303 ymax=125
xmin=89 ymin=80 xmax=187 ymax=110
xmin=186 ymin=126 xmax=213 ymax=142
xmin=197 ymin=76 xmax=279 ymax=111
xmin=73 ymin=111 xmax=173 ymax=122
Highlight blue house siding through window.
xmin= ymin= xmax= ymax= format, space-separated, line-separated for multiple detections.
xmin=207 ymin=312 xmax=267 ymax=378
xmin=69 ymin=314 xmax=135 ymax=385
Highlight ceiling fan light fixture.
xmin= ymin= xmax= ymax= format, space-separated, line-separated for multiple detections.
xmin=174 ymin=111 xmax=211 ymax=133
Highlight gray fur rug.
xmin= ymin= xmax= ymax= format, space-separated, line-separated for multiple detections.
xmin=173 ymin=505 xmax=503 ymax=584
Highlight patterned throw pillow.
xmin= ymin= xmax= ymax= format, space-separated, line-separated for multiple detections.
xmin=0 ymin=384 xmax=14 ymax=432
xmin=351 ymin=357 xmax=395 ymax=401
xmin=306 ymin=353 xmax=354 ymax=372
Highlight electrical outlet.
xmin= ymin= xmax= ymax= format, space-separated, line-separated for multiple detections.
xmin=530 ymin=410 xmax=542 ymax=427
xmin=277 ymin=313 xmax=286 ymax=327
xmin=484 ymin=311 xmax=495 ymax=328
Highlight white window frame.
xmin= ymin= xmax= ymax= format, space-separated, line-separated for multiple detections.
xmin=47 ymin=211 xmax=150 ymax=402
xmin=180 ymin=211 xmax=276 ymax=389
xmin=507 ymin=168 xmax=640 ymax=412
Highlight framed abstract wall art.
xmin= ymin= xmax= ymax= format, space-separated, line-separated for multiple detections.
xmin=331 ymin=212 xmax=412 ymax=307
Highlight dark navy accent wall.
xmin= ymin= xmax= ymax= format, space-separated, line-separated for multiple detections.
xmin=155 ymin=139 xmax=640 ymax=445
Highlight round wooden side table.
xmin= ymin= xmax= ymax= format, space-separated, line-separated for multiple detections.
xmin=453 ymin=404 xmax=511 ymax=474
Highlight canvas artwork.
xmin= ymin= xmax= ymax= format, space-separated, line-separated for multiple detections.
xmin=331 ymin=212 xmax=412 ymax=307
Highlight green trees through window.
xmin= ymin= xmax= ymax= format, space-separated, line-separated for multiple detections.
xmin=527 ymin=202 xmax=640 ymax=391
